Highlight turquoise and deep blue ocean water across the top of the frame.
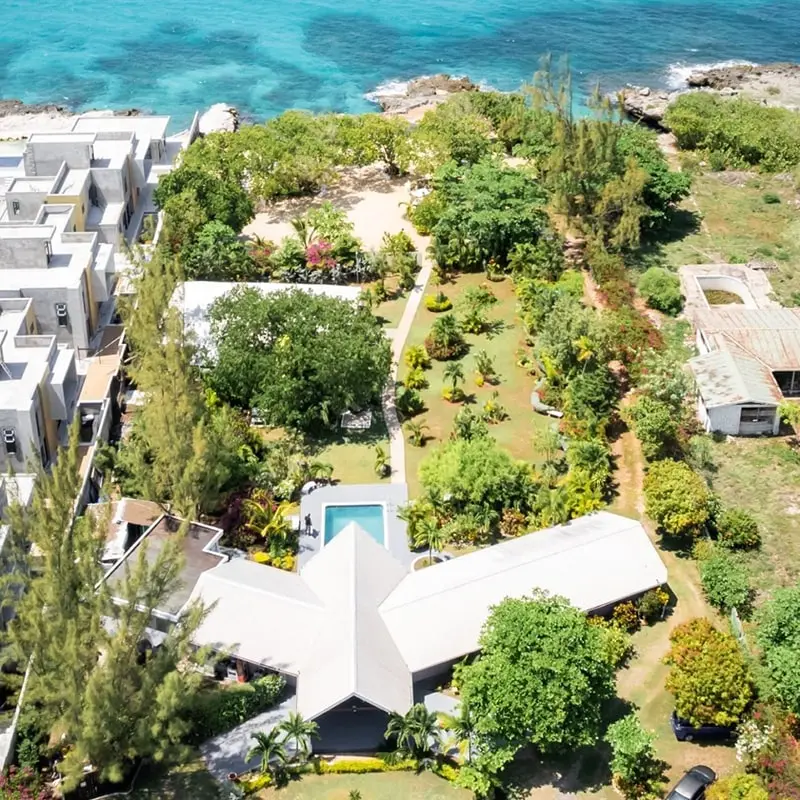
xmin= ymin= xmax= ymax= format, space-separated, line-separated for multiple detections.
xmin=3 ymin=0 xmax=800 ymax=129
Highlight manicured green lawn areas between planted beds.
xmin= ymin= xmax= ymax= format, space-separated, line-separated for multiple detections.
xmin=310 ymin=424 xmax=391 ymax=485
xmin=128 ymin=757 xmax=221 ymax=800
xmin=399 ymin=273 xmax=554 ymax=498
xmin=257 ymin=771 xmax=471 ymax=799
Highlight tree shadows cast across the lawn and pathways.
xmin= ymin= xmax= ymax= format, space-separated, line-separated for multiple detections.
xmin=299 ymin=415 xmax=393 ymax=486
xmin=503 ymin=741 xmax=616 ymax=799
xmin=501 ymin=691 xmax=680 ymax=800
xmin=606 ymin=417 xmax=697 ymax=563
xmin=454 ymin=391 xmax=478 ymax=407
xmin=308 ymin=426 xmax=389 ymax=454
xmin=607 ymin=415 xmax=644 ymax=521
xmin=254 ymin=171 xmax=408 ymax=225
xmin=373 ymin=282 xmax=411 ymax=327
xmin=126 ymin=757 xmax=221 ymax=800
xmin=655 ymin=532 xmax=699 ymax=561
xmin=660 ymin=584 xmax=680 ymax=622
xmin=484 ymin=318 xmax=509 ymax=340
xmin=636 ymin=208 xmax=703 ymax=270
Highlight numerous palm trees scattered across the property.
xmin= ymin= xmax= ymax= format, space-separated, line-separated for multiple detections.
xmin=244 ymin=703 xmax=466 ymax=788
xmin=384 ymin=703 xmax=441 ymax=764
xmin=245 ymin=712 xmax=320 ymax=786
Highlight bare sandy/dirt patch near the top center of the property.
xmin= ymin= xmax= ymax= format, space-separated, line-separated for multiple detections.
xmin=243 ymin=166 xmax=427 ymax=253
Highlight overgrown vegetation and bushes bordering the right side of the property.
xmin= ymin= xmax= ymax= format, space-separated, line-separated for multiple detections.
xmin=638 ymin=266 xmax=683 ymax=315
xmin=664 ymin=92 xmax=800 ymax=172
xmin=664 ymin=617 xmax=754 ymax=728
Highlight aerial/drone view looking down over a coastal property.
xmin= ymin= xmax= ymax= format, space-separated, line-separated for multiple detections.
xmin=1 ymin=2 xmax=800 ymax=798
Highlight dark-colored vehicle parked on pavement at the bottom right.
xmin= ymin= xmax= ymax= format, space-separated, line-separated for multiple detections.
xmin=665 ymin=765 xmax=717 ymax=800
xmin=671 ymin=711 xmax=736 ymax=742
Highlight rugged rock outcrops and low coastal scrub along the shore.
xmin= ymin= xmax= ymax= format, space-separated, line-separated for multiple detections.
xmin=371 ymin=65 xmax=800 ymax=128
xmin=619 ymin=61 xmax=800 ymax=127
xmin=373 ymin=64 xmax=800 ymax=131
xmin=0 ymin=74 xmax=472 ymax=137
xmin=368 ymin=74 xmax=479 ymax=117
xmin=3 ymin=61 xmax=800 ymax=139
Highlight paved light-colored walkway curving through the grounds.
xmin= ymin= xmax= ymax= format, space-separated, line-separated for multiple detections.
xmin=383 ymin=254 xmax=433 ymax=484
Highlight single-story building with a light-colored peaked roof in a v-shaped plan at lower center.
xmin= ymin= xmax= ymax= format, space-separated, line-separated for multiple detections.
xmin=175 ymin=510 xmax=667 ymax=745
xmin=102 ymin=508 xmax=667 ymax=750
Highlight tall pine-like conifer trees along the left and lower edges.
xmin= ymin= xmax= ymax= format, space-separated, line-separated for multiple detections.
xmin=1 ymin=422 xmax=210 ymax=789
xmin=0 ymin=250 xmax=217 ymax=787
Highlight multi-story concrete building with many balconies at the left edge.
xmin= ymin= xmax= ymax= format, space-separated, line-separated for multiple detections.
xmin=0 ymin=111 xmax=198 ymax=502
xmin=0 ymin=112 xmax=200 ymax=767
xmin=0 ymin=113 xmax=195 ymax=357
xmin=0 ymin=296 xmax=79 ymax=471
